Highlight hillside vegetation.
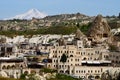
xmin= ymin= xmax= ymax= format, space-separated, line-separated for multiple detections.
xmin=0 ymin=26 xmax=78 ymax=37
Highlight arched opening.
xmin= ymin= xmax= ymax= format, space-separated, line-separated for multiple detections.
xmin=20 ymin=65 xmax=23 ymax=68
xmin=88 ymin=75 xmax=94 ymax=80
xmin=2 ymin=65 xmax=6 ymax=69
xmin=70 ymin=55 xmax=73 ymax=57
xmin=95 ymin=75 xmax=100 ymax=79
xmin=60 ymin=70 xmax=64 ymax=73
xmin=24 ymin=71 xmax=28 ymax=75
xmin=11 ymin=65 xmax=16 ymax=69
xmin=103 ymin=33 xmax=108 ymax=37
xmin=83 ymin=57 xmax=87 ymax=60
xmin=7 ymin=65 xmax=11 ymax=69
xmin=65 ymin=70 xmax=69 ymax=74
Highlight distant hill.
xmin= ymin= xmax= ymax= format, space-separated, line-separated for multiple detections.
xmin=44 ymin=13 xmax=89 ymax=21
xmin=0 ymin=12 xmax=93 ymax=31
xmin=0 ymin=11 xmax=119 ymax=32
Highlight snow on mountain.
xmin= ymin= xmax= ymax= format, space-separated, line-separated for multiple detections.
xmin=4 ymin=9 xmax=47 ymax=20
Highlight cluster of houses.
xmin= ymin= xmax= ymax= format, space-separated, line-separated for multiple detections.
xmin=0 ymin=28 xmax=119 ymax=80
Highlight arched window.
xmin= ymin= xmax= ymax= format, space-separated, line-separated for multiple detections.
xmin=95 ymin=75 xmax=100 ymax=79
xmin=88 ymin=75 xmax=94 ymax=80
xmin=11 ymin=65 xmax=16 ymax=69
xmin=60 ymin=70 xmax=64 ymax=73
xmin=70 ymin=55 xmax=73 ymax=57
xmin=83 ymin=57 xmax=87 ymax=60
xmin=20 ymin=65 xmax=23 ymax=68
xmin=2 ymin=65 xmax=6 ymax=69
xmin=7 ymin=65 xmax=11 ymax=69
xmin=24 ymin=71 xmax=28 ymax=75
xmin=65 ymin=70 xmax=69 ymax=74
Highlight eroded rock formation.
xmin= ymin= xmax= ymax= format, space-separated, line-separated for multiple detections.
xmin=88 ymin=15 xmax=113 ymax=43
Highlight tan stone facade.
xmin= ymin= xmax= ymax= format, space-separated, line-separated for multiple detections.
xmin=49 ymin=45 xmax=120 ymax=79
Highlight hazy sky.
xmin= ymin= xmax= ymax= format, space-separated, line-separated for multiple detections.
xmin=0 ymin=0 xmax=120 ymax=19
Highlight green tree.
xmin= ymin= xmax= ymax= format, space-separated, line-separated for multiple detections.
xmin=60 ymin=53 xmax=67 ymax=73
xmin=60 ymin=54 xmax=67 ymax=63
xmin=48 ymin=73 xmax=82 ymax=80
xmin=41 ymin=68 xmax=57 ymax=73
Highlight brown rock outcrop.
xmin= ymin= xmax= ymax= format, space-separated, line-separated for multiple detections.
xmin=88 ymin=15 xmax=113 ymax=43
xmin=75 ymin=28 xmax=86 ymax=40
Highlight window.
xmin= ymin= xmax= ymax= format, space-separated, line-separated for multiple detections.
xmin=65 ymin=65 xmax=66 ymax=68
xmin=72 ymin=51 xmax=74 ymax=53
xmin=81 ymin=52 xmax=82 ymax=55
xmin=70 ymin=55 xmax=73 ymax=57
xmin=88 ymin=70 xmax=90 ymax=73
xmin=103 ymin=34 xmax=108 ymax=37
xmin=88 ymin=53 xmax=90 ymax=55
xmin=90 ymin=57 xmax=92 ymax=60
xmin=75 ymin=59 xmax=77 ymax=61
xmin=91 ymin=70 xmax=93 ymax=73
xmin=98 ymin=70 xmax=100 ymax=73
xmin=84 ymin=52 xmax=85 ymax=55
xmin=84 ymin=70 xmax=85 ymax=73
xmin=67 ymin=51 xmax=68 ymax=53
xmin=55 ymin=55 xmax=57 ymax=58
xmin=55 ymin=51 xmax=57 ymax=53
xmin=112 ymin=60 xmax=114 ymax=63
xmin=72 ymin=70 xmax=73 ymax=73
xmin=68 ymin=60 xmax=69 ymax=62
xmin=76 ymin=70 xmax=78 ymax=73
xmin=59 ymin=65 xmax=61 ymax=68
xmin=83 ymin=57 xmax=87 ymax=60
xmin=116 ymin=56 xmax=119 ymax=59
xmin=81 ymin=70 xmax=83 ymax=73
xmin=95 ymin=70 xmax=97 ymax=73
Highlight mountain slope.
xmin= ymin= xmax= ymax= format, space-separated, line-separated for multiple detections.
xmin=4 ymin=9 xmax=47 ymax=20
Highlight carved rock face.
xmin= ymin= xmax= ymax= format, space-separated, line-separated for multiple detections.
xmin=88 ymin=15 xmax=113 ymax=43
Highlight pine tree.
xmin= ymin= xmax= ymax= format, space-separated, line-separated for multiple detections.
xmin=60 ymin=54 xmax=67 ymax=73
xmin=60 ymin=54 xmax=67 ymax=63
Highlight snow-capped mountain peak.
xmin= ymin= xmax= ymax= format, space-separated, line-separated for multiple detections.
xmin=4 ymin=9 xmax=47 ymax=20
